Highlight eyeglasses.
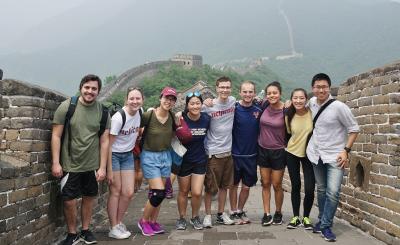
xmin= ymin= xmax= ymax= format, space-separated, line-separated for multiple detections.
xmin=313 ymin=86 xmax=330 ymax=91
xmin=186 ymin=91 xmax=201 ymax=98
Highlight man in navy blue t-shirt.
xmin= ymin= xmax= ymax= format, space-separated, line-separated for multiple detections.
xmin=229 ymin=81 xmax=262 ymax=225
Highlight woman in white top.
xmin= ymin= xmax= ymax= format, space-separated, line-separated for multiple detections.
xmin=107 ymin=87 xmax=143 ymax=239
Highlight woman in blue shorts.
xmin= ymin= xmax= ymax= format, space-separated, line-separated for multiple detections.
xmin=175 ymin=91 xmax=211 ymax=230
xmin=137 ymin=87 xmax=178 ymax=236
xmin=107 ymin=87 xmax=143 ymax=239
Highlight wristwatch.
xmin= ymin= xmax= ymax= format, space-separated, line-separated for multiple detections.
xmin=344 ymin=147 xmax=351 ymax=153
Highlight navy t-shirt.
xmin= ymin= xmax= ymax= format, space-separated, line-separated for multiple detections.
xmin=182 ymin=112 xmax=211 ymax=164
xmin=232 ymin=102 xmax=262 ymax=157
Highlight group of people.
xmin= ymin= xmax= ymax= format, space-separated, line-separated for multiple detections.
xmin=51 ymin=72 xmax=359 ymax=245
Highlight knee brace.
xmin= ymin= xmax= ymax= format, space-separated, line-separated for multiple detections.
xmin=149 ymin=189 xmax=165 ymax=207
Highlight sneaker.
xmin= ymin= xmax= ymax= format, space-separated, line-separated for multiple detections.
xmin=272 ymin=211 xmax=283 ymax=225
xmin=79 ymin=230 xmax=97 ymax=244
xmin=261 ymin=213 xmax=273 ymax=226
xmin=138 ymin=219 xmax=154 ymax=236
xmin=108 ymin=225 xmax=130 ymax=239
xmin=118 ymin=223 xmax=132 ymax=237
xmin=287 ymin=216 xmax=301 ymax=229
xmin=62 ymin=233 xmax=80 ymax=245
xmin=203 ymin=214 xmax=213 ymax=228
xmin=230 ymin=212 xmax=243 ymax=225
xmin=237 ymin=211 xmax=251 ymax=224
xmin=302 ymin=217 xmax=314 ymax=230
xmin=150 ymin=222 xmax=165 ymax=234
xmin=176 ymin=217 xmax=187 ymax=230
xmin=313 ymin=221 xmax=322 ymax=233
xmin=321 ymin=227 xmax=336 ymax=242
xmin=190 ymin=216 xmax=204 ymax=230
xmin=216 ymin=212 xmax=234 ymax=225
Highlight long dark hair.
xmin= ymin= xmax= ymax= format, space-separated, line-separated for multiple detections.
xmin=287 ymin=88 xmax=308 ymax=132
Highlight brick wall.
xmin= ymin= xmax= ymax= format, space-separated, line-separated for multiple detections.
xmin=0 ymin=79 xmax=108 ymax=245
xmin=282 ymin=61 xmax=400 ymax=244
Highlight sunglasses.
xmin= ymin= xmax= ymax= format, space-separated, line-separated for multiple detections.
xmin=186 ymin=91 xmax=201 ymax=98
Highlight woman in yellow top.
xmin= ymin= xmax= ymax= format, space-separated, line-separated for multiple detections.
xmin=285 ymin=88 xmax=315 ymax=230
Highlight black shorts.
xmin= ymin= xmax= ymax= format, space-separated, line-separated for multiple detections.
xmin=60 ymin=170 xmax=98 ymax=201
xmin=171 ymin=163 xmax=181 ymax=175
xmin=233 ymin=156 xmax=258 ymax=187
xmin=178 ymin=161 xmax=206 ymax=177
xmin=257 ymin=146 xmax=287 ymax=170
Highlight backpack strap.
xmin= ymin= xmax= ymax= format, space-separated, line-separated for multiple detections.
xmin=117 ymin=108 xmax=126 ymax=133
xmin=306 ymin=99 xmax=336 ymax=144
xmin=168 ymin=110 xmax=177 ymax=131
xmin=63 ymin=96 xmax=78 ymax=157
xmin=98 ymin=105 xmax=109 ymax=137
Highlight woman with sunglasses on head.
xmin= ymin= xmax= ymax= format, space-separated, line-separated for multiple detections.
xmin=175 ymin=91 xmax=211 ymax=231
xmin=258 ymin=81 xmax=287 ymax=226
xmin=137 ymin=86 xmax=178 ymax=236
xmin=107 ymin=87 xmax=143 ymax=239
xmin=285 ymin=88 xmax=315 ymax=230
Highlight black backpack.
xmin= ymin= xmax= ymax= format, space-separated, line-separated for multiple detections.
xmin=61 ymin=96 xmax=108 ymax=158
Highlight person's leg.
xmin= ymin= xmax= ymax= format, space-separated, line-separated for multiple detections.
xmin=237 ymin=184 xmax=250 ymax=211
xmin=271 ymin=170 xmax=285 ymax=210
xmin=217 ymin=188 xmax=227 ymax=213
xmin=286 ymin=153 xmax=301 ymax=217
xmin=134 ymin=158 xmax=143 ymax=192
xmin=320 ymin=163 xmax=344 ymax=230
xmin=177 ymin=175 xmax=191 ymax=218
xmin=229 ymin=184 xmax=239 ymax=212
xmin=64 ymin=199 xmax=78 ymax=233
xmin=190 ymin=174 xmax=205 ymax=217
xmin=260 ymin=167 xmax=272 ymax=214
xmin=107 ymin=171 xmax=122 ymax=227
xmin=143 ymin=177 xmax=165 ymax=221
xmin=313 ymin=160 xmax=328 ymax=222
xmin=117 ymin=170 xmax=135 ymax=224
xmin=301 ymin=157 xmax=315 ymax=218
xmin=81 ymin=196 xmax=95 ymax=230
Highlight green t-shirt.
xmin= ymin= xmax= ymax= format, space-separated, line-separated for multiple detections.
xmin=52 ymin=98 xmax=110 ymax=172
xmin=141 ymin=110 xmax=174 ymax=152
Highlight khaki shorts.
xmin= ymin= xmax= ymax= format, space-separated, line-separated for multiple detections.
xmin=204 ymin=155 xmax=234 ymax=194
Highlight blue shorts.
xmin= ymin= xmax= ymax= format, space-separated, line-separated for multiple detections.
xmin=112 ymin=152 xmax=134 ymax=171
xmin=140 ymin=150 xmax=172 ymax=179
xmin=233 ymin=156 xmax=258 ymax=187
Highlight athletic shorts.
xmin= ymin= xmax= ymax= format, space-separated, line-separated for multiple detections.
xmin=233 ymin=156 xmax=258 ymax=187
xmin=140 ymin=150 xmax=172 ymax=179
xmin=112 ymin=151 xmax=134 ymax=171
xmin=61 ymin=170 xmax=98 ymax=201
xmin=204 ymin=155 xmax=234 ymax=194
xmin=178 ymin=161 xmax=207 ymax=177
xmin=257 ymin=146 xmax=287 ymax=170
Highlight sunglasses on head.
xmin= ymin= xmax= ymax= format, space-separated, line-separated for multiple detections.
xmin=186 ymin=91 xmax=201 ymax=98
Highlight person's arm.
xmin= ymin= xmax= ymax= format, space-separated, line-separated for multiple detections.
xmin=107 ymin=134 xmax=117 ymax=184
xmin=97 ymin=129 xmax=109 ymax=181
xmin=336 ymin=132 xmax=358 ymax=168
xmin=51 ymin=124 xmax=64 ymax=178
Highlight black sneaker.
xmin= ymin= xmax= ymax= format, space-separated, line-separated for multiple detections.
xmin=287 ymin=216 xmax=301 ymax=229
xmin=62 ymin=233 xmax=80 ymax=245
xmin=80 ymin=230 xmax=97 ymax=244
xmin=261 ymin=213 xmax=273 ymax=226
xmin=272 ymin=212 xmax=283 ymax=225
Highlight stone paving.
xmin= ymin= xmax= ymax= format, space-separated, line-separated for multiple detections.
xmin=92 ymin=183 xmax=385 ymax=245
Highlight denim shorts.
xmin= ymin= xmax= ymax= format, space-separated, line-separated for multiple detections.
xmin=112 ymin=152 xmax=134 ymax=171
xmin=140 ymin=150 xmax=172 ymax=179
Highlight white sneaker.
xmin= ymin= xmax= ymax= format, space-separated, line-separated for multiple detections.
xmin=118 ymin=223 xmax=131 ymax=237
xmin=108 ymin=225 xmax=130 ymax=239
xmin=216 ymin=212 xmax=234 ymax=225
xmin=203 ymin=214 xmax=213 ymax=228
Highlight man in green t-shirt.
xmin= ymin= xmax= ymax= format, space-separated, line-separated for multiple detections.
xmin=51 ymin=74 xmax=110 ymax=245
